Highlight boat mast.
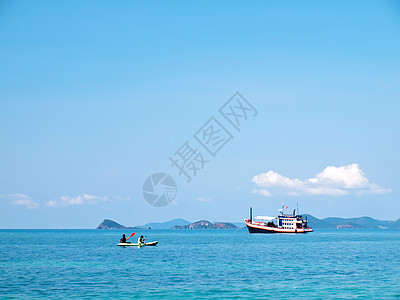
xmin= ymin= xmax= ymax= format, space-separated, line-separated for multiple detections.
xmin=250 ymin=206 xmax=253 ymax=222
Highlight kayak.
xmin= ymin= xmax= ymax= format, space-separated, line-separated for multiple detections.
xmin=117 ymin=241 xmax=158 ymax=247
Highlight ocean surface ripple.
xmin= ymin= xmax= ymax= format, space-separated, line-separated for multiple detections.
xmin=1 ymin=229 xmax=400 ymax=299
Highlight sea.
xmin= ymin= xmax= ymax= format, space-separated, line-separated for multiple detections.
xmin=1 ymin=229 xmax=399 ymax=299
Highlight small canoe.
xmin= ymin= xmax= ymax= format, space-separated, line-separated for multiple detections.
xmin=117 ymin=241 xmax=158 ymax=247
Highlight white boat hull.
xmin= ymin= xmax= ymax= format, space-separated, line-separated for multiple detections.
xmin=245 ymin=220 xmax=313 ymax=234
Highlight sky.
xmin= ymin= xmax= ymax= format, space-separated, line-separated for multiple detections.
xmin=0 ymin=0 xmax=399 ymax=228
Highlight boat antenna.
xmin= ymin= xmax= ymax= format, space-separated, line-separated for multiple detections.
xmin=297 ymin=202 xmax=299 ymax=216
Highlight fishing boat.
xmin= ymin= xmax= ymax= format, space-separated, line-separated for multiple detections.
xmin=244 ymin=205 xmax=313 ymax=234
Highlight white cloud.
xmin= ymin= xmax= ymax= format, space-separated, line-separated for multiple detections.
xmin=251 ymin=189 xmax=272 ymax=197
xmin=2 ymin=193 xmax=131 ymax=208
xmin=252 ymin=171 xmax=304 ymax=189
xmin=4 ymin=193 xmax=39 ymax=209
xmin=198 ymin=197 xmax=212 ymax=202
xmin=9 ymin=193 xmax=30 ymax=199
xmin=13 ymin=199 xmax=40 ymax=209
xmin=45 ymin=200 xmax=57 ymax=208
xmin=252 ymin=164 xmax=391 ymax=197
xmin=45 ymin=194 xmax=112 ymax=207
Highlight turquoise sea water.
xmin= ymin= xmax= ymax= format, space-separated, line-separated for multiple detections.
xmin=1 ymin=229 xmax=400 ymax=299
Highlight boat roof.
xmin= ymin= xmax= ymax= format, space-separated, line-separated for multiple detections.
xmin=254 ymin=216 xmax=276 ymax=221
xmin=277 ymin=214 xmax=298 ymax=219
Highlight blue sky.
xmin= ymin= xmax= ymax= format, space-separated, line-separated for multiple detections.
xmin=1 ymin=0 xmax=399 ymax=228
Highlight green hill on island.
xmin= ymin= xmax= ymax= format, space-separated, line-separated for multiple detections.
xmin=172 ymin=220 xmax=237 ymax=229
xmin=96 ymin=218 xmax=191 ymax=229
xmin=97 ymin=219 xmax=127 ymax=229
xmin=303 ymin=215 xmax=400 ymax=229
xmin=96 ymin=219 xmax=236 ymax=229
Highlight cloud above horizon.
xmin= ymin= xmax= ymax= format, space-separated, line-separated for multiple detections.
xmin=3 ymin=193 xmax=39 ymax=209
xmin=198 ymin=197 xmax=212 ymax=202
xmin=45 ymin=194 xmax=130 ymax=207
xmin=252 ymin=164 xmax=391 ymax=197
xmin=2 ymin=192 xmax=132 ymax=209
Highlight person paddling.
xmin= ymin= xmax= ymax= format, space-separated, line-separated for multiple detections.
xmin=120 ymin=234 xmax=133 ymax=243
xmin=120 ymin=234 xmax=127 ymax=243
xmin=119 ymin=232 xmax=135 ymax=244
xmin=138 ymin=235 xmax=146 ymax=245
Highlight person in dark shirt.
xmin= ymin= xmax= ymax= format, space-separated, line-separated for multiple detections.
xmin=120 ymin=234 xmax=127 ymax=243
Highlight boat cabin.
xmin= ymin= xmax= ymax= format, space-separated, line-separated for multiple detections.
xmin=251 ymin=214 xmax=309 ymax=230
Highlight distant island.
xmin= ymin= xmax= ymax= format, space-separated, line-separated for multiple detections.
xmin=172 ymin=220 xmax=237 ymax=229
xmin=97 ymin=218 xmax=191 ymax=230
xmin=302 ymin=214 xmax=400 ymax=229
xmin=97 ymin=219 xmax=128 ymax=229
xmin=97 ymin=215 xmax=400 ymax=230
xmin=96 ymin=219 xmax=236 ymax=229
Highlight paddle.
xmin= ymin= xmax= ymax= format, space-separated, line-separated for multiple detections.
xmin=126 ymin=232 xmax=135 ymax=241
